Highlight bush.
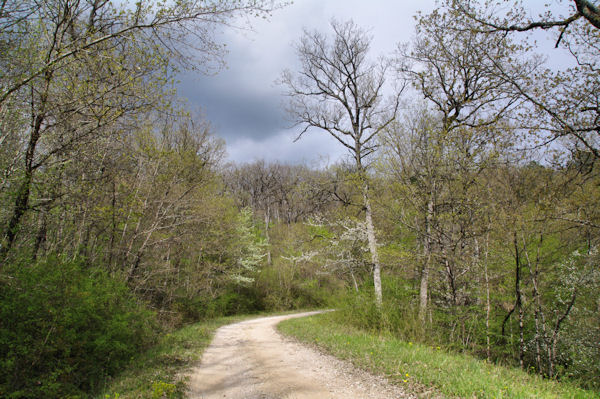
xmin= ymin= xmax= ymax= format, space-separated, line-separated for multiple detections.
xmin=173 ymin=285 xmax=263 ymax=323
xmin=255 ymin=265 xmax=337 ymax=311
xmin=0 ymin=256 xmax=158 ymax=398
xmin=332 ymin=276 xmax=430 ymax=342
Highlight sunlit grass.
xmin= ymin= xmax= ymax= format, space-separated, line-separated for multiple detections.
xmin=278 ymin=312 xmax=597 ymax=399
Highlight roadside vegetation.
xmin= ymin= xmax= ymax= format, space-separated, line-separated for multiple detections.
xmin=95 ymin=315 xmax=249 ymax=399
xmin=279 ymin=312 xmax=596 ymax=399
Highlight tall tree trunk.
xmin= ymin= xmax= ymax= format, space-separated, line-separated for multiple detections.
xmin=518 ymin=289 xmax=525 ymax=369
xmin=363 ymin=184 xmax=382 ymax=306
xmin=419 ymin=196 xmax=434 ymax=320
xmin=108 ymin=178 xmax=117 ymax=266
xmin=484 ymin=231 xmax=491 ymax=361
xmin=442 ymin=247 xmax=457 ymax=306
xmin=523 ymin=232 xmax=544 ymax=374
xmin=502 ymin=230 xmax=523 ymax=364
xmin=2 ymin=115 xmax=43 ymax=258
xmin=1 ymin=72 xmax=52 ymax=261
xmin=264 ymin=205 xmax=272 ymax=266
xmin=549 ymin=288 xmax=577 ymax=378
xmin=513 ymin=232 xmax=525 ymax=368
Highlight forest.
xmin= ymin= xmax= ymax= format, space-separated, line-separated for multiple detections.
xmin=0 ymin=0 xmax=598 ymax=397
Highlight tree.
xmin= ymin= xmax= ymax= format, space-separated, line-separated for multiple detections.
xmin=448 ymin=0 xmax=600 ymax=37
xmin=0 ymin=0 xmax=281 ymax=106
xmin=281 ymin=19 xmax=403 ymax=305
xmin=443 ymin=0 xmax=600 ymax=159
xmin=0 ymin=0 xmax=282 ymax=260
xmin=392 ymin=6 xmax=526 ymax=319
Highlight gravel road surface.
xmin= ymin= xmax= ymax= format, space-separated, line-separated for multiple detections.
xmin=187 ymin=311 xmax=413 ymax=399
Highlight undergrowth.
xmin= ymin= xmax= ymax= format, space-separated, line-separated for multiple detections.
xmin=95 ymin=315 xmax=250 ymax=399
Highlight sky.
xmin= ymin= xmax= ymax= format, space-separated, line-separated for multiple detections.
xmin=177 ymin=0 xmax=437 ymax=166
xmin=175 ymin=1 xmax=578 ymax=166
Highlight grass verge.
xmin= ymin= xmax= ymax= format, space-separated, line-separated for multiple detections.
xmin=95 ymin=315 xmax=251 ymax=399
xmin=278 ymin=312 xmax=597 ymax=399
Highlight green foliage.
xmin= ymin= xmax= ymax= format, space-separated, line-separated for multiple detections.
xmin=0 ymin=256 xmax=157 ymax=398
xmin=332 ymin=276 xmax=425 ymax=339
xmin=279 ymin=313 xmax=598 ymax=399
xmin=96 ymin=315 xmax=251 ymax=399
xmin=151 ymin=381 xmax=176 ymax=399
xmin=255 ymin=260 xmax=335 ymax=311
xmin=173 ymin=286 xmax=263 ymax=322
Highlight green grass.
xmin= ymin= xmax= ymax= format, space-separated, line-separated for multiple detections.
xmin=278 ymin=312 xmax=598 ymax=399
xmin=95 ymin=315 xmax=251 ymax=399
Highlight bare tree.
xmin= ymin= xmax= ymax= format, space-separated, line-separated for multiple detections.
xmin=0 ymin=0 xmax=282 ymax=106
xmin=281 ymin=19 xmax=403 ymax=305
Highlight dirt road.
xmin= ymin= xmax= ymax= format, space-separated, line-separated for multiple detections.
xmin=187 ymin=311 xmax=412 ymax=399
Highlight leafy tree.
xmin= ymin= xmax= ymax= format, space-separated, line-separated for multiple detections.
xmin=392 ymin=5 xmax=526 ymax=318
xmin=0 ymin=256 xmax=156 ymax=398
xmin=0 ymin=0 xmax=282 ymax=259
xmin=444 ymin=0 xmax=600 ymax=159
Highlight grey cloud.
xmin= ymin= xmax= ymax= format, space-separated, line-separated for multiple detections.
xmin=176 ymin=0 xmax=438 ymax=163
xmin=178 ymin=72 xmax=286 ymax=142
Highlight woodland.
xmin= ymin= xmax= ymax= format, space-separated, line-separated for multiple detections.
xmin=0 ymin=0 xmax=599 ymax=397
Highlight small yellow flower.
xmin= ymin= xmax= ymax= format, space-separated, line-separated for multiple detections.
xmin=405 ymin=373 xmax=409 ymax=377
xmin=403 ymin=379 xmax=408 ymax=383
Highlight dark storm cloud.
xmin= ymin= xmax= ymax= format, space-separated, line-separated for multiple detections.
xmin=178 ymin=72 xmax=286 ymax=142
xmin=176 ymin=0 xmax=437 ymax=163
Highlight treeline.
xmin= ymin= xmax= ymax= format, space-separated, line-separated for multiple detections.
xmin=1 ymin=0 xmax=599 ymax=397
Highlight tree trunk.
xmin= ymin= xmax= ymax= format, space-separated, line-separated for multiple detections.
xmin=1 ymin=117 xmax=43 ymax=259
xmin=350 ymin=269 xmax=359 ymax=293
xmin=419 ymin=196 xmax=434 ymax=320
xmin=442 ymin=247 xmax=457 ymax=306
xmin=523 ymin=232 xmax=544 ymax=374
xmin=419 ymin=261 xmax=429 ymax=319
xmin=484 ymin=232 xmax=491 ymax=361
xmin=264 ymin=205 xmax=272 ymax=265
xmin=1 ymin=72 xmax=51 ymax=261
xmin=108 ymin=178 xmax=116 ymax=266
xmin=363 ymin=185 xmax=382 ymax=306
xmin=549 ymin=288 xmax=577 ymax=378
xmin=513 ymin=232 xmax=525 ymax=369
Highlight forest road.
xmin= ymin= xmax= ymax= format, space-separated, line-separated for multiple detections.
xmin=186 ymin=311 xmax=413 ymax=399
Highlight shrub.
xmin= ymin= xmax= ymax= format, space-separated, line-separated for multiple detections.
xmin=173 ymin=285 xmax=263 ymax=323
xmin=0 ymin=256 xmax=158 ymax=398
xmin=332 ymin=276 xmax=429 ymax=341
